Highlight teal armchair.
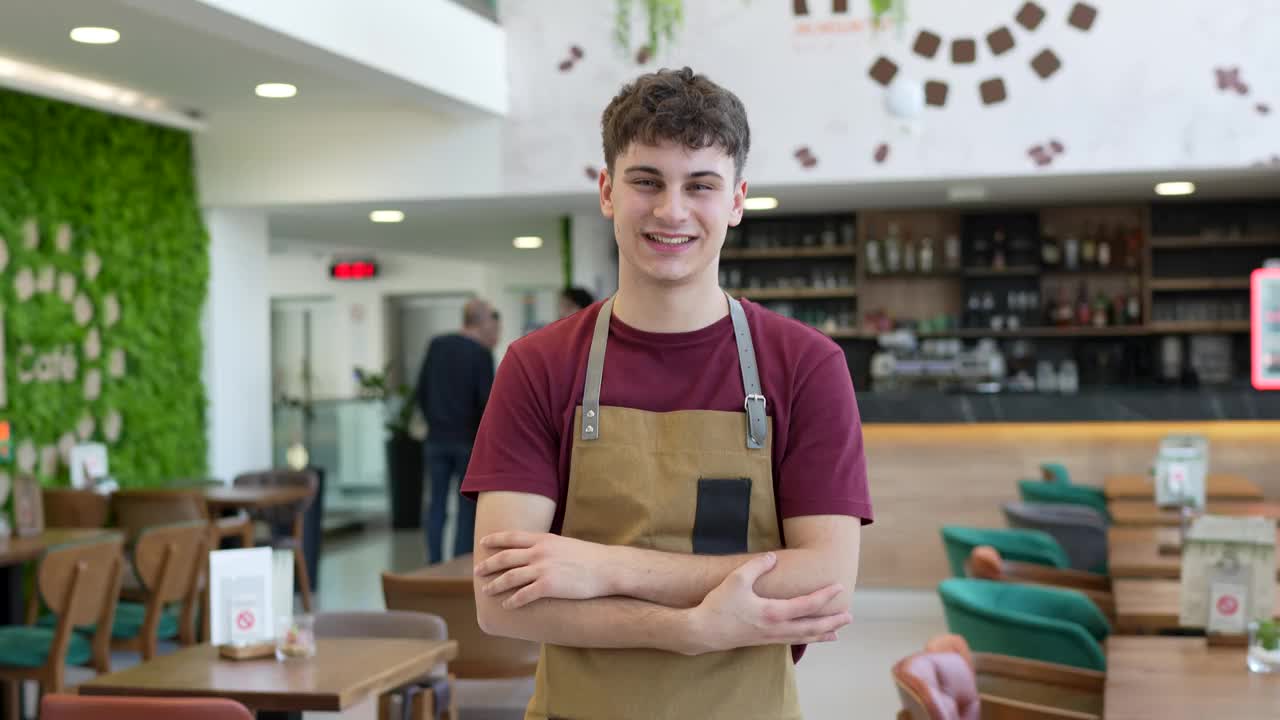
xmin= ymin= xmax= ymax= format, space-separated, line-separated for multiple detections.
xmin=940 ymin=526 xmax=1070 ymax=577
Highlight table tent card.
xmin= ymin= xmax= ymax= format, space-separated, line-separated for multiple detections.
xmin=1155 ymin=434 xmax=1209 ymax=510
xmin=209 ymin=547 xmax=274 ymax=646
xmin=68 ymin=442 xmax=108 ymax=489
xmin=1180 ymin=515 xmax=1276 ymax=632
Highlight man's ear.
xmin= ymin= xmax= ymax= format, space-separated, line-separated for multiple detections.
xmin=599 ymin=167 xmax=615 ymax=219
xmin=728 ymin=179 xmax=748 ymax=226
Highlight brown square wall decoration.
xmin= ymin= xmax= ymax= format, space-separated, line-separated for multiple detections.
xmin=951 ymin=38 xmax=976 ymax=64
xmin=925 ymin=81 xmax=949 ymax=107
xmin=987 ymin=26 xmax=1015 ymax=55
xmin=979 ymin=78 xmax=1007 ymax=105
xmin=1017 ymin=2 xmax=1046 ymax=30
xmin=1069 ymin=2 xmax=1098 ymax=31
xmin=869 ymin=57 xmax=899 ymax=86
xmin=914 ymin=30 xmax=941 ymax=58
xmin=1031 ymin=49 xmax=1062 ymax=79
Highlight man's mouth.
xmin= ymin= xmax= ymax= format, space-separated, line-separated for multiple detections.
xmin=643 ymin=232 xmax=695 ymax=246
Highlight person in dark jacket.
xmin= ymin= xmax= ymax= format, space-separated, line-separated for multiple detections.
xmin=415 ymin=298 xmax=500 ymax=563
xmin=558 ymin=286 xmax=596 ymax=319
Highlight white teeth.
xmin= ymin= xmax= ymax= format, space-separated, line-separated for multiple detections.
xmin=646 ymin=233 xmax=692 ymax=245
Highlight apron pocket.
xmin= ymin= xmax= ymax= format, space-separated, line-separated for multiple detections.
xmin=692 ymin=478 xmax=752 ymax=555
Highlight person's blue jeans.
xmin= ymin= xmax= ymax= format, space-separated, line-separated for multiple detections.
xmin=424 ymin=440 xmax=476 ymax=564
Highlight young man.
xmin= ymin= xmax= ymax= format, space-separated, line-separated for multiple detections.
xmin=463 ymin=67 xmax=871 ymax=719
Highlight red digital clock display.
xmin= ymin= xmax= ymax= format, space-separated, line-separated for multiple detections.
xmin=329 ymin=260 xmax=378 ymax=280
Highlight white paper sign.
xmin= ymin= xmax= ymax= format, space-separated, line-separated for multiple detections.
xmin=209 ymin=547 xmax=274 ymax=646
xmin=69 ymin=443 xmax=108 ymax=488
xmin=273 ymin=549 xmax=295 ymax=632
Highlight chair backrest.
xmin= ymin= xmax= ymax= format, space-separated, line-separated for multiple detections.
xmin=111 ymin=490 xmax=209 ymax=542
xmin=1040 ymin=463 xmax=1071 ymax=485
xmin=1003 ymin=501 xmax=1109 ymax=573
xmin=314 ymin=609 xmax=448 ymax=641
xmin=232 ymin=468 xmax=318 ymax=526
xmin=39 ymin=534 xmax=125 ymax=627
xmin=937 ymin=578 xmax=1108 ymax=671
xmin=382 ymin=571 xmax=540 ymax=679
xmin=892 ymin=651 xmax=980 ymax=720
xmin=42 ymin=694 xmax=253 ymax=720
xmin=42 ymin=488 xmax=111 ymax=529
xmin=940 ymin=526 xmax=1069 ymax=577
xmin=1017 ymin=480 xmax=1111 ymax=522
xmin=133 ymin=520 xmax=208 ymax=604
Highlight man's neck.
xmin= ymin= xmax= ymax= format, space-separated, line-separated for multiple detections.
xmin=460 ymin=328 xmax=486 ymax=346
xmin=612 ymin=274 xmax=729 ymax=334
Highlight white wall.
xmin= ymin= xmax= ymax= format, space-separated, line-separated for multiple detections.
xmin=195 ymin=110 xmax=503 ymax=207
xmin=570 ymin=212 xmax=617 ymax=300
xmin=268 ymin=248 xmax=561 ymax=398
xmin=501 ymin=0 xmax=1280 ymax=193
xmin=202 ymin=209 xmax=273 ymax=481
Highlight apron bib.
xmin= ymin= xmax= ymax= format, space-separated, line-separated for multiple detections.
xmin=525 ymin=295 xmax=801 ymax=720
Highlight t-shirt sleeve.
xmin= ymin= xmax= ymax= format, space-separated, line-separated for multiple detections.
xmin=777 ymin=349 xmax=873 ymax=524
xmin=461 ymin=346 xmax=560 ymax=502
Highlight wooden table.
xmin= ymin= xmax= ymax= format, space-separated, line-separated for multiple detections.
xmin=1110 ymin=500 xmax=1280 ymax=528
xmin=1104 ymin=473 xmax=1264 ymax=501
xmin=1104 ymin=637 xmax=1280 ymax=719
xmin=79 ymin=638 xmax=457 ymax=719
xmin=1114 ymin=579 xmax=1280 ymax=633
xmin=1108 ymin=527 xmax=1280 ymax=580
xmin=202 ymin=486 xmax=312 ymax=513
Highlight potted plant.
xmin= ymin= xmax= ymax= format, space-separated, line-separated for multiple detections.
xmin=355 ymin=367 xmax=424 ymax=529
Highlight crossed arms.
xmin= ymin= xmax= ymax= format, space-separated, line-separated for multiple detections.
xmin=472 ymin=490 xmax=860 ymax=656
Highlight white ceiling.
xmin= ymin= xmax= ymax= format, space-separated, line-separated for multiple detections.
xmin=0 ymin=0 xmax=433 ymax=119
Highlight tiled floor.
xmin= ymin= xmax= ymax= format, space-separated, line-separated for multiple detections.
xmin=56 ymin=529 xmax=945 ymax=720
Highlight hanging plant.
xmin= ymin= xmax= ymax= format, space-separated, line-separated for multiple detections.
xmin=870 ymin=0 xmax=908 ymax=30
xmin=614 ymin=0 xmax=685 ymax=59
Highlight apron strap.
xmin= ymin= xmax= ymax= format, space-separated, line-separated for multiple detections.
xmin=581 ymin=294 xmax=767 ymax=449
xmin=581 ymin=296 xmax=613 ymax=441
xmin=727 ymin=294 xmax=767 ymax=450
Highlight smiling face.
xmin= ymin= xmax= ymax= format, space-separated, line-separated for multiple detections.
xmin=600 ymin=139 xmax=747 ymax=291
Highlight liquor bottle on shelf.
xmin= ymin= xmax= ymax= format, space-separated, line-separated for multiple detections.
xmin=992 ymin=227 xmax=1007 ymax=270
xmin=1074 ymin=282 xmax=1091 ymax=326
xmin=866 ymin=234 xmax=884 ymax=274
xmin=1081 ymin=224 xmax=1097 ymax=268
xmin=903 ymin=230 xmax=917 ymax=272
xmin=920 ymin=236 xmax=935 ymax=273
xmin=1097 ymin=226 xmax=1113 ymax=269
xmin=840 ymin=221 xmax=856 ymax=247
xmin=1063 ymin=232 xmax=1080 ymax=270
xmin=944 ymin=234 xmax=962 ymax=271
xmin=1092 ymin=291 xmax=1110 ymax=327
xmin=1124 ymin=225 xmax=1142 ymax=270
xmin=1041 ymin=225 xmax=1061 ymax=267
xmin=885 ymin=223 xmax=903 ymax=272
xmin=820 ymin=223 xmax=838 ymax=247
xmin=1125 ymin=280 xmax=1142 ymax=325
xmin=1052 ymin=285 xmax=1074 ymax=326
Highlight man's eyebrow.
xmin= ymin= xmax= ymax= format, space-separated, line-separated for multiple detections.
xmin=622 ymin=165 xmax=724 ymax=181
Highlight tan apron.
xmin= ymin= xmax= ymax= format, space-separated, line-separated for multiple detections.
xmin=526 ymin=294 xmax=801 ymax=720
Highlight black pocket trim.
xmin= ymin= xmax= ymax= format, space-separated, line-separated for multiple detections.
xmin=692 ymin=478 xmax=752 ymax=555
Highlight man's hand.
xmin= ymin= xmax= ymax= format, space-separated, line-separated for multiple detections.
xmin=475 ymin=531 xmax=618 ymax=609
xmin=686 ymin=552 xmax=851 ymax=656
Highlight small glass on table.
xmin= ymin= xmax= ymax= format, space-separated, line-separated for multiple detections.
xmin=1247 ymin=619 xmax=1280 ymax=673
xmin=276 ymin=614 xmax=316 ymax=661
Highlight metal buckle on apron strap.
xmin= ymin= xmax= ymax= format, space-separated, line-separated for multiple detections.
xmin=744 ymin=393 xmax=767 ymax=449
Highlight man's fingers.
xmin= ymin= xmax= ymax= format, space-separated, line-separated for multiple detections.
xmin=774 ymin=612 xmax=851 ymax=641
xmin=761 ymin=583 xmax=844 ymax=622
xmin=483 ymin=566 xmax=539 ymax=596
xmin=474 ymin=548 xmax=534 ymax=577
xmin=504 ymin=580 xmax=549 ymax=610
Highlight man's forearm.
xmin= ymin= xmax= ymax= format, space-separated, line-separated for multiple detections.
xmin=611 ymin=546 xmax=851 ymax=612
xmin=478 ymin=591 xmax=700 ymax=654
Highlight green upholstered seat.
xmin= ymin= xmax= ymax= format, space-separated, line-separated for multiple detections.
xmin=1018 ymin=479 xmax=1110 ymax=522
xmin=938 ymin=578 xmax=1109 ymax=671
xmin=38 ymin=602 xmax=180 ymax=641
xmin=1040 ymin=462 xmax=1071 ymax=484
xmin=940 ymin=526 xmax=1070 ymax=577
xmin=0 ymin=626 xmax=92 ymax=669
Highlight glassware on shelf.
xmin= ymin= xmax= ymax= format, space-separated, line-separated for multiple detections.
xmin=920 ymin=236 xmax=935 ymax=273
xmin=1248 ymin=620 xmax=1280 ymax=673
xmin=944 ymin=234 xmax=962 ymax=271
xmin=1063 ymin=232 xmax=1080 ymax=270
xmin=866 ymin=235 xmax=884 ymax=274
xmin=884 ymin=223 xmax=903 ymax=272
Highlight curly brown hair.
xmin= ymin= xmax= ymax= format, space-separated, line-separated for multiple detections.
xmin=601 ymin=67 xmax=750 ymax=180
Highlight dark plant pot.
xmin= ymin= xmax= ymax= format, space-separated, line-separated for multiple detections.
xmin=387 ymin=432 xmax=425 ymax=529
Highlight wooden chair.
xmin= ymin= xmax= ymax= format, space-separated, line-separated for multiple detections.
xmin=893 ymin=633 xmax=1104 ymax=720
xmin=382 ymin=571 xmax=540 ymax=681
xmin=112 ymin=521 xmax=206 ymax=659
xmin=314 ymin=610 xmax=455 ymax=720
xmin=41 ymin=489 xmax=110 ymax=529
xmin=42 ymin=693 xmax=252 ymax=720
xmin=0 ymin=535 xmax=124 ymax=719
xmin=965 ymin=546 xmax=1115 ymax=621
xmin=232 ymin=469 xmax=318 ymax=612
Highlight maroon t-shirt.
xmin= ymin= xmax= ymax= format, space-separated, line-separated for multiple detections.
xmin=462 ymin=298 xmax=873 ymax=527
xmin=462 ymin=299 xmax=872 ymax=663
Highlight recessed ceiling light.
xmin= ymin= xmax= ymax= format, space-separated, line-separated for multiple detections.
xmin=513 ymin=236 xmax=543 ymax=249
xmin=255 ymin=82 xmax=297 ymax=99
xmin=369 ymin=210 xmax=404 ymax=223
xmin=947 ymin=184 xmax=988 ymax=202
xmin=743 ymin=197 xmax=779 ymax=211
xmin=70 ymin=27 xmax=120 ymax=45
xmin=1154 ymin=181 xmax=1196 ymax=196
